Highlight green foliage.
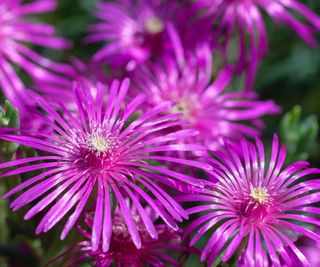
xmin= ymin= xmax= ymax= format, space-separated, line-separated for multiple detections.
xmin=0 ymin=183 xmax=9 ymax=243
xmin=0 ymin=101 xmax=20 ymax=129
xmin=0 ymin=101 xmax=20 ymax=156
xmin=280 ymin=106 xmax=319 ymax=163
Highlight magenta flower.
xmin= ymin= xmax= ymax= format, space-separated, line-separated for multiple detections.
xmin=87 ymin=0 xmax=178 ymax=70
xmin=132 ymin=27 xmax=280 ymax=151
xmin=194 ymin=0 xmax=320 ymax=89
xmin=0 ymin=78 xmax=211 ymax=252
xmin=177 ymin=135 xmax=320 ymax=266
xmin=47 ymin=209 xmax=193 ymax=267
xmin=0 ymin=0 xmax=72 ymax=128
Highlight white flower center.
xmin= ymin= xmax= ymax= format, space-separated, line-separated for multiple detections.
xmin=89 ymin=134 xmax=110 ymax=153
xmin=171 ymin=95 xmax=200 ymax=124
xmin=250 ymin=187 xmax=269 ymax=204
xmin=145 ymin=16 xmax=164 ymax=34
xmin=172 ymin=101 xmax=190 ymax=116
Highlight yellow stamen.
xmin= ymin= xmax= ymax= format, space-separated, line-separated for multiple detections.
xmin=89 ymin=134 xmax=110 ymax=154
xmin=250 ymin=187 xmax=269 ymax=204
xmin=145 ymin=17 xmax=164 ymax=34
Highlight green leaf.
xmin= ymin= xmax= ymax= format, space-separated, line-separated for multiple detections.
xmin=280 ymin=106 xmax=319 ymax=162
xmin=0 ymin=183 xmax=9 ymax=244
xmin=0 ymin=101 xmax=20 ymax=157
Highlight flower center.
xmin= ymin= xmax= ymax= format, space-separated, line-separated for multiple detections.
xmin=88 ymin=133 xmax=111 ymax=156
xmin=110 ymin=215 xmax=148 ymax=253
xmin=112 ymin=215 xmax=148 ymax=242
xmin=250 ymin=187 xmax=269 ymax=204
xmin=92 ymin=215 xmax=151 ymax=266
xmin=73 ymin=130 xmax=121 ymax=171
xmin=171 ymin=95 xmax=200 ymax=124
xmin=172 ymin=101 xmax=190 ymax=116
xmin=144 ymin=16 xmax=164 ymax=34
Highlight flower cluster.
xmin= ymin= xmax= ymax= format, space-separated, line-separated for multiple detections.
xmin=0 ymin=0 xmax=319 ymax=266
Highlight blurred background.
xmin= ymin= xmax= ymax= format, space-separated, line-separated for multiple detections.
xmin=0 ymin=0 xmax=319 ymax=266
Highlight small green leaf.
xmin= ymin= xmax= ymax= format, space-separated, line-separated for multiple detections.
xmin=0 ymin=183 xmax=9 ymax=244
xmin=280 ymin=106 xmax=319 ymax=162
xmin=0 ymin=101 xmax=20 ymax=157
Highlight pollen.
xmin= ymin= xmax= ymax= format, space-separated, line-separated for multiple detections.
xmin=87 ymin=133 xmax=111 ymax=155
xmin=145 ymin=16 xmax=164 ymax=34
xmin=250 ymin=187 xmax=269 ymax=204
xmin=171 ymin=95 xmax=200 ymax=124
xmin=172 ymin=101 xmax=189 ymax=116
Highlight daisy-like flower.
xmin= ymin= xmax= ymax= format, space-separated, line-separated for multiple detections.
xmin=132 ymin=26 xmax=280 ymax=151
xmin=0 ymin=0 xmax=73 ymax=128
xmin=87 ymin=0 xmax=179 ymax=70
xmin=194 ymin=0 xmax=320 ymax=89
xmin=177 ymin=135 xmax=320 ymax=266
xmin=0 ymin=78 xmax=211 ymax=252
xmin=47 ymin=209 xmax=193 ymax=267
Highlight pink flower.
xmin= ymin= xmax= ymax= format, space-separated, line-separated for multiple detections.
xmin=87 ymin=0 xmax=179 ymax=70
xmin=0 ymin=78 xmax=210 ymax=251
xmin=132 ymin=27 xmax=280 ymax=151
xmin=177 ymin=135 xmax=320 ymax=266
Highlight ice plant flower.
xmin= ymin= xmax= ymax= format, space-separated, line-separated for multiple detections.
xmin=0 ymin=0 xmax=72 ymax=128
xmin=87 ymin=0 xmax=179 ymax=70
xmin=193 ymin=0 xmax=320 ymax=89
xmin=47 ymin=210 xmax=193 ymax=267
xmin=0 ymin=78 xmax=211 ymax=252
xmin=177 ymin=135 xmax=320 ymax=266
xmin=132 ymin=27 xmax=280 ymax=151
